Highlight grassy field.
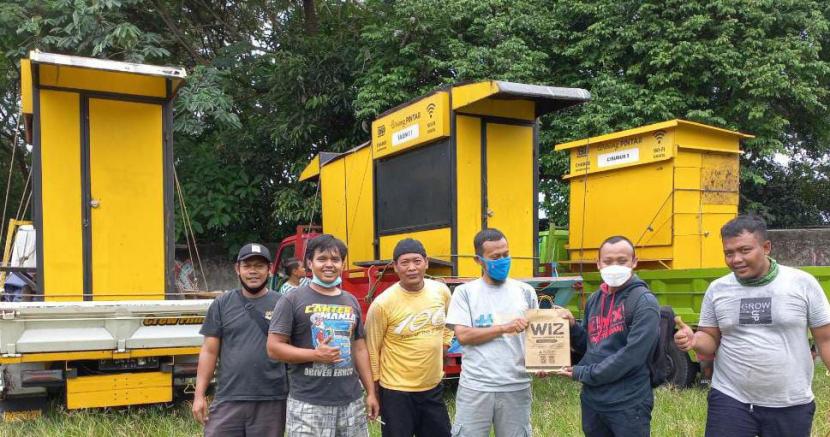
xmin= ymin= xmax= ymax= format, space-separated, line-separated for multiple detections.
xmin=1 ymin=366 xmax=827 ymax=437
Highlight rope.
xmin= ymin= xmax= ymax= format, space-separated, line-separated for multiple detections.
xmin=174 ymin=168 xmax=209 ymax=290
xmin=14 ymin=170 xmax=31 ymax=221
xmin=1 ymin=113 xmax=20 ymax=242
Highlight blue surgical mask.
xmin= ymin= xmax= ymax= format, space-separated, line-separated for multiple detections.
xmin=481 ymin=256 xmax=511 ymax=282
xmin=311 ymin=273 xmax=342 ymax=288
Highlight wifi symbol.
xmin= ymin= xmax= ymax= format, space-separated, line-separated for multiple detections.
xmin=653 ymin=130 xmax=666 ymax=143
xmin=426 ymin=103 xmax=437 ymax=118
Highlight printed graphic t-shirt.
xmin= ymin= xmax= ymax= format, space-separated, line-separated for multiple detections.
xmin=445 ymin=278 xmax=539 ymax=392
xmin=269 ymin=285 xmax=365 ymax=406
xmin=365 ymin=279 xmax=454 ymax=391
xmin=699 ymin=265 xmax=830 ymax=407
xmin=199 ymin=289 xmax=288 ymax=405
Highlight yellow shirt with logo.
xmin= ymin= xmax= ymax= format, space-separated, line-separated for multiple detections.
xmin=365 ymin=278 xmax=454 ymax=392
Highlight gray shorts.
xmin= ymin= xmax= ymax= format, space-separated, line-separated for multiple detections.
xmin=204 ymin=399 xmax=286 ymax=437
xmin=286 ymin=396 xmax=369 ymax=437
xmin=452 ymin=385 xmax=532 ymax=437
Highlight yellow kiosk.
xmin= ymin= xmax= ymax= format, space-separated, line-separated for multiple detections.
xmin=301 ymin=80 xmax=590 ymax=278
xmin=555 ymin=119 xmax=753 ymax=270
xmin=20 ymin=51 xmax=186 ymax=301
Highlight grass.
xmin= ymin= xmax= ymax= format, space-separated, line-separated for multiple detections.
xmin=1 ymin=365 xmax=827 ymax=437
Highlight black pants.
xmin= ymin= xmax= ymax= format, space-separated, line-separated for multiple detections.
xmin=379 ymin=383 xmax=451 ymax=437
xmin=705 ymin=388 xmax=815 ymax=437
xmin=581 ymin=397 xmax=653 ymax=437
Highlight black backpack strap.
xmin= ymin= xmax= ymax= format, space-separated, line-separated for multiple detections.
xmin=624 ymin=285 xmax=650 ymax=327
xmin=232 ymin=289 xmax=270 ymax=336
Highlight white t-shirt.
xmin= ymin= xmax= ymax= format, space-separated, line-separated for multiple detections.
xmin=699 ymin=265 xmax=830 ymax=407
xmin=445 ymin=278 xmax=538 ymax=392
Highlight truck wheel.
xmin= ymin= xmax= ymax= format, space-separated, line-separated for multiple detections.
xmin=666 ymin=341 xmax=698 ymax=388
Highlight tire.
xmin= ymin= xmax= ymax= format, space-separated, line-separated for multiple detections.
xmin=665 ymin=341 xmax=698 ymax=388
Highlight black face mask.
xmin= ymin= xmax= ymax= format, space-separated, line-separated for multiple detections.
xmin=238 ymin=275 xmax=267 ymax=294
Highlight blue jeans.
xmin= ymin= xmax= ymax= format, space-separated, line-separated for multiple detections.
xmin=581 ymin=397 xmax=652 ymax=437
xmin=705 ymin=388 xmax=815 ymax=437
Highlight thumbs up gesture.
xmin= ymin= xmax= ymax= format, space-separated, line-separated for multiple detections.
xmin=673 ymin=316 xmax=696 ymax=352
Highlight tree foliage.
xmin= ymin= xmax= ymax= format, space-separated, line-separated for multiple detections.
xmin=1 ymin=0 xmax=828 ymax=253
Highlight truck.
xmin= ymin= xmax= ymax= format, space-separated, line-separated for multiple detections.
xmin=0 ymin=51 xmax=213 ymax=419
xmin=270 ymin=84 xmax=830 ymax=387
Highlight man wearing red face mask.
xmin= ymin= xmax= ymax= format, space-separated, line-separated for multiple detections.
xmin=559 ymin=235 xmax=660 ymax=437
xmin=674 ymin=215 xmax=830 ymax=437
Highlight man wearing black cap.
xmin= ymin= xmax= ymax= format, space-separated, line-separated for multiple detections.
xmin=364 ymin=238 xmax=453 ymax=437
xmin=193 ymin=243 xmax=288 ymax=437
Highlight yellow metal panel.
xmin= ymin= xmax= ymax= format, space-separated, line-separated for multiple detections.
xmin=320 ymin=158 xmax=348 ymax=246
xmin=451 ymin=81 xmax=500 ymax=110
xmin=343 ymin=147 xmax=375 ymax=267
xmin=701 ymin=153 xmax=739 ymax=205
xmin=674 ymin=190 xmax=701 ymax=214
xmin=20 ymin=59 xmax=32 ymax=114
xmin=300 ymin=154 xmax=321 ymax=181
xmin=673 ymin=213 xmax=703 ymax=269
xmin=556 ymin=119 xmax=752 ymax=151
xmin=563 ymin=128 xmax=674 ymax=178
xmin=568 ymin=162 xmax=674 ymax=253
xmin=485 ymin=123 xmax=534 ymax=278
xmin=379 ymin=228 xmax=452 ymax=265
xmin=89 ymin=99 xmax=164 ymax=300
xmin=674 ymin=167 xmax=701 ymax=190
xmin=675 ymin=124 xmax=746 ymax=154
xmin=455 ymin=98 xmax=535 ymax=121
xmin=566 ymin=245 xmax=674 ymax=269
xmin=0 ymin=347 xmax=201 ymax=364
xmin=673 ymin=149 xmax=702 ymax=167
xmin=455 ymin=115 xmax=482 ymax=277
xmin=66 ymin=371 xmax=172 ymax=409
xmin=700 ymin=213 xmax=734 ymax=267
xmin=39 ymin=64 xmax=166 ymax=98
xmin=40 ymin=90 xmax=84 ymax=301
xmin=372 ymin=92 xmax=450 ymax=159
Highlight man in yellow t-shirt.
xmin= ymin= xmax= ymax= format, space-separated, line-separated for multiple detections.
xmin=365 ymin=238 xmax=453 ymax=437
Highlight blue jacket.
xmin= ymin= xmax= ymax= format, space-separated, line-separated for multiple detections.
xmin=570 ymin=275 xmax=660 ymax=411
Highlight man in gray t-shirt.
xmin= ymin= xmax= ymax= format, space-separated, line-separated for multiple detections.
xmin=675 ymin=215 xmax=830 ymax=437
xmin=194 ymin=243 xmax=288 ymax=437
xmin=267 ymin=234 xmax=378 ymax=437
xmin=445 ymin=229 xmax=542 ymax=437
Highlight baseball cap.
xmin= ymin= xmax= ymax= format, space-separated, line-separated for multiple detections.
xmin=237 ymin=243 xmax=272 ymax=263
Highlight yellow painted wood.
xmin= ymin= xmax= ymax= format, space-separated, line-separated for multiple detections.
xmin=66 ymin=371 xmax=172 ymax=409
xmin=456 ymin=98 xmax=535 ymax=121
xmin=556 ymin=119 xmax=752 ymax=151
xmin=299 ymin=154 xmax=321 ymax=181
xmin=451 ymin=81 xmax=500 ymax=110
xmin=40 ymin=90 xmax=84 ymax=301
xmin=321 ymin=158 xmax=348 ymax=248
xmin=0 ymin=347 xmax=201 ymax=364
xmin=20 ymin=59 xmax=32 ymax=114
xmin=561 ymin=120 xmax=747 ymax=270
xmin=89 ymin=99 xmax=164 ymax=300
xmin=485 ymin=123 xmax=534 ymax=278
xmin=455 ymin=115 xmax=482 ymax=277
xmin=379 ymin=228 xmax=452 ymax=265
xmin=39 ymin=64 xmax=166 ymax=98
xmin=372 ymin=92 xmax=450 ymax=159
xmin=343 ymin=147 xmax=375 ymax=267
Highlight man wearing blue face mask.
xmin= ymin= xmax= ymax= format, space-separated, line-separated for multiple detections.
xmin=446 ymin=228 xmax=542 ymax=437
xmin=559 ymin=235 xmax=660 ymax=437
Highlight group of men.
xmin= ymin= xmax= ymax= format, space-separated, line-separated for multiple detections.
xmin=192 ymin=214 xmax=830 ymax=437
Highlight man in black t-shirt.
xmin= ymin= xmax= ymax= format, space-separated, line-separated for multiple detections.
xmin=194 ymin=243 xmax=288 ymax=437
xmin=268 ymin=234 xmax=379 ymax=437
